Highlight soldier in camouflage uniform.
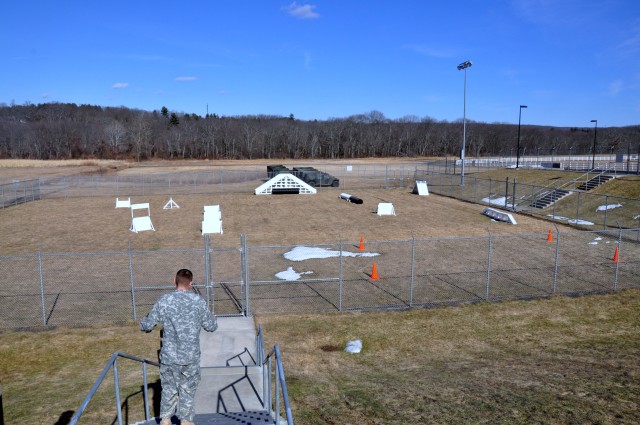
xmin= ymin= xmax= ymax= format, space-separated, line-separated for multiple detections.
xmin=141 ymin=269 xmax=218 ymax=425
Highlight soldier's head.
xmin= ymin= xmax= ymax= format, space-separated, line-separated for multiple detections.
xmin=174 ymin=268 xmax=193 ymax=289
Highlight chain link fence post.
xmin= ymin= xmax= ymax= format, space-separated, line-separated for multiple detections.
xmin=243 ymin=234 xmax=250 ymax=316
xmin=410 ymin=235 xmax=415 ymax=307
xmin=486 ymin=230 xmax=492 ymax=301
xmin=38 ymin=246 xmax=47 ymax=326
xmin=339 ymin=239 xmax=343 ymax=311
xmin=553 ymin=225 xmax=560 ymax=294
xmin=128 ymin=241 xmax=137 ymax=321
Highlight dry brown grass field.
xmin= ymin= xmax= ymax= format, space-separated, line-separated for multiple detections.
xmin=0 ymin=159 xmax=577 ymax=254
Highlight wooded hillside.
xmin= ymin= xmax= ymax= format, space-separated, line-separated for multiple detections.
xmin=1 ymin=102 xmax=638 ymax=160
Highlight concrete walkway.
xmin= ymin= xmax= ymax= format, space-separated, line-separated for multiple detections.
xmin=195 ymin=316 xmax=264 ymax=414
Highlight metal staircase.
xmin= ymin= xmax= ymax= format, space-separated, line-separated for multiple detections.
xmin=528 ymin=171 xmax=613 ymax=210
xmin=530 ymin=188 xmax=572 ymax=209
xmin=575 ymin=173 xmax=613 ymax=191
xmin=70 ymin=318 xmax=293 ymax=425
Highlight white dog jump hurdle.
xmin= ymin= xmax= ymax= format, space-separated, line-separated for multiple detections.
xmin=115 ymin=197 xmax=131 ymax=208
xmin=130 ymin=203 xmax=155 ymax=233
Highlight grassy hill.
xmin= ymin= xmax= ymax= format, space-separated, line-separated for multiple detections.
xmin=1 ymin=290 xmax=639 ymax=424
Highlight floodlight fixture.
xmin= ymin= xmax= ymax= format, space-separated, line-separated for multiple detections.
xmin=457 ymin=60 xmax=473 ymax=70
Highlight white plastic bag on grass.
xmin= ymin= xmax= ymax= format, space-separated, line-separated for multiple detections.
xmin=344 ymin=339 xmax=362 ymax=353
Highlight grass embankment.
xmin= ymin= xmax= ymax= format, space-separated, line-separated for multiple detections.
xmin=1 ymin=291 xmax=639 ymax=424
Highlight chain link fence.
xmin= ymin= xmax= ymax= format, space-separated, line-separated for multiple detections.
xmin=1 ymin=228 xmax=638 ymax=328
xmin=416 ymin=170 xmax=640 ymax=232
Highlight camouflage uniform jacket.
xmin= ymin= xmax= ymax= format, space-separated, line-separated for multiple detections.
xmin=140 ymin=289 xmax=218 ymax=365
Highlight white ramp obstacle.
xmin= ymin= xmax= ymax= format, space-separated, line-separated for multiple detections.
xmin=377 ymin=203 xmax=396 ymax=216
xmin=130 ymin=203 xmax=155 ymax=233
xmin=115 ymin=197 xmax=131 ymax=208
xmin=163 ymin=197 xmax=180 ymax=209
xmin=412 ymin=180 xmax=429 ymax=196
xmin=482 ymin=207 xmax=517 ymax=225
xmin=202 ymin=205 xmax=223 ymax=234
xmin=255 ymin=173 xmax=317 ymax=195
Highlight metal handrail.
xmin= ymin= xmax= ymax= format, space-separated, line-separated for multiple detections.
xmin=262 ymin=344 xmax=294 ymax=425
xmin=69 ymin=352 xmax=159 ymax=425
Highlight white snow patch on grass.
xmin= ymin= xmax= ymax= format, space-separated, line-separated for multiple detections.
xmin=284 ymin=246 xmax=379 ymax=261
xmin=482 ymin=196 xmax=515 ymax=209
xmin=596 ymin=203 xmax=622 ymax=212
xmin=546 ymin=214 xmax=595 ymax=226
xmin=275 ymin=266 xmax=313 ymax=281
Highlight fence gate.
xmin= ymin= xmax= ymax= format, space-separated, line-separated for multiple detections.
xmin=203 ymin=234 xmax=247 ymax=316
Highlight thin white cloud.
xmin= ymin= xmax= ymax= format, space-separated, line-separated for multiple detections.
xmin=304 ymin=52 xmax=312 ymax=70
xmin=112 ymin=83 xmax=129 ymax=89
xmin=404 ymin=44 xmax=454 ymax=58
xmin=617 ymin=23 xmax=640 ymax=57
xmin=127 ymin=54 xmax=167 ymax=61
xmin=175 ymin=76 xmax=198 ymax=81
xmin=609 ymin=79 xmax=623 ymax=96
xmin=283 ymin=2 xmax=320 ymax=19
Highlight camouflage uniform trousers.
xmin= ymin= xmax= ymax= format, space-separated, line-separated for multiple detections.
xmin=159 ymin=362 xmax=201 ymax=422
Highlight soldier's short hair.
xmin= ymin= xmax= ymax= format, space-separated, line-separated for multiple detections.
xmin=176 ymin=268 xmax=193 ymax=286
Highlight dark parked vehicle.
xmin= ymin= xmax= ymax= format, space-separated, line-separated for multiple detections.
xmin=267 ymin=165 xmax=339 ymax=187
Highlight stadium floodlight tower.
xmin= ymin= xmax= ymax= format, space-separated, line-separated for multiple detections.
xmin=516 ymin=105 xmax=528 ymax=168
xmin=590 ymin=119 xmax=598 ymax=170
xmin=457 ymin=60 xmax=472 ymax=186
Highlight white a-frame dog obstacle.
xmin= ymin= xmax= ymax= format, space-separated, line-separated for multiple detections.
xmin=255 ymin=173 xmax=317 ymax=195
xmin=130 ymin=203 xmax=155 ymax=233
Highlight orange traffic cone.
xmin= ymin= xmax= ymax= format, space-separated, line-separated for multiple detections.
xmin=357 ymin=235 xmax=365 ymax=251
xmin=547 ymin=229 xmax=553 ymax=243
xmin=370 ymin=262 xmax=379 ymax=280
xmin=612 ymin=246 xmax=619 ymax=263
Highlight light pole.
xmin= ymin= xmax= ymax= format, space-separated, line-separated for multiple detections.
xmin=516 ymin=105 xmax=527 ymax=168
xmin=457 ymin=60 xmax=472 ymax=185
xmin=590 ymin=119 xmax=598 ymax=170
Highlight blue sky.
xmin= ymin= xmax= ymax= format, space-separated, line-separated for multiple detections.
xmin=2 ymin=1 xmax=639 ymax=127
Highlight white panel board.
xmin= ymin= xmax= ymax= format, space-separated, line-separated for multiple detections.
xmin=412 ymin=181 xmax=429 ymax=196
xmin=377 ymin=203 xmax=396 ymax=216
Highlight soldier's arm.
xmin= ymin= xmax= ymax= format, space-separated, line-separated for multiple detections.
xmin=140 ymin=303 xmax=160 ymax=332
xmin=201 ymin=309 xmax=218 ymax=332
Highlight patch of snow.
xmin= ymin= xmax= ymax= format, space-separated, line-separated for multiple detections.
xmin=546 ymin=214 xmax=594 ymax=226
xmin=482 ymin=196 xmax=515 ymax=209
xmin=589 ymin=241 xmax=598 ymax=245
xmin=633 ymin=215 xmax=640 ymax=220
xmin=275 ymin=266 xmax=313 ymax=281
xmin=596 ymin=203 xmax=622 ymax=212
xmin=344 ymin=340 xmax=362 ymax=354
xmin=284 ymin=246 xmax=379 ymax=261
xmin=568 ymin=219 xmax=595 ymax=226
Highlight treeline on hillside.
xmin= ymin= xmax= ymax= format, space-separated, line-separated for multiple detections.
xmin=0 ymin=102 xmax=638 ymax=161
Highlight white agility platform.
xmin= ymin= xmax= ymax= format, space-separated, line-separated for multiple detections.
xmin=130 ymin=203 xmax=155 ymax=233
xmin=412 ymin=180 xmax=429 ymax=196
xmin=115 ymin=197 xmax=130 ymax=208
xmin=163 ymin=197 xmax=180 ymax=209
xmin=202 ymin=205 xmax=223 ymax=234
xmin=377 ymin=203 xmax=396 ymax=216
xmin=255 ymin=173 xmax=317 ymax=195
xmin=482 ymin=207 xmax=517 ymax=224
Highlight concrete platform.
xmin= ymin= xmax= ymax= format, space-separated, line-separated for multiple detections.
xmin=200 ymin=316 xmax=258 ymax=367
xmin=195 ymin=316 xmax=264 ymax=414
